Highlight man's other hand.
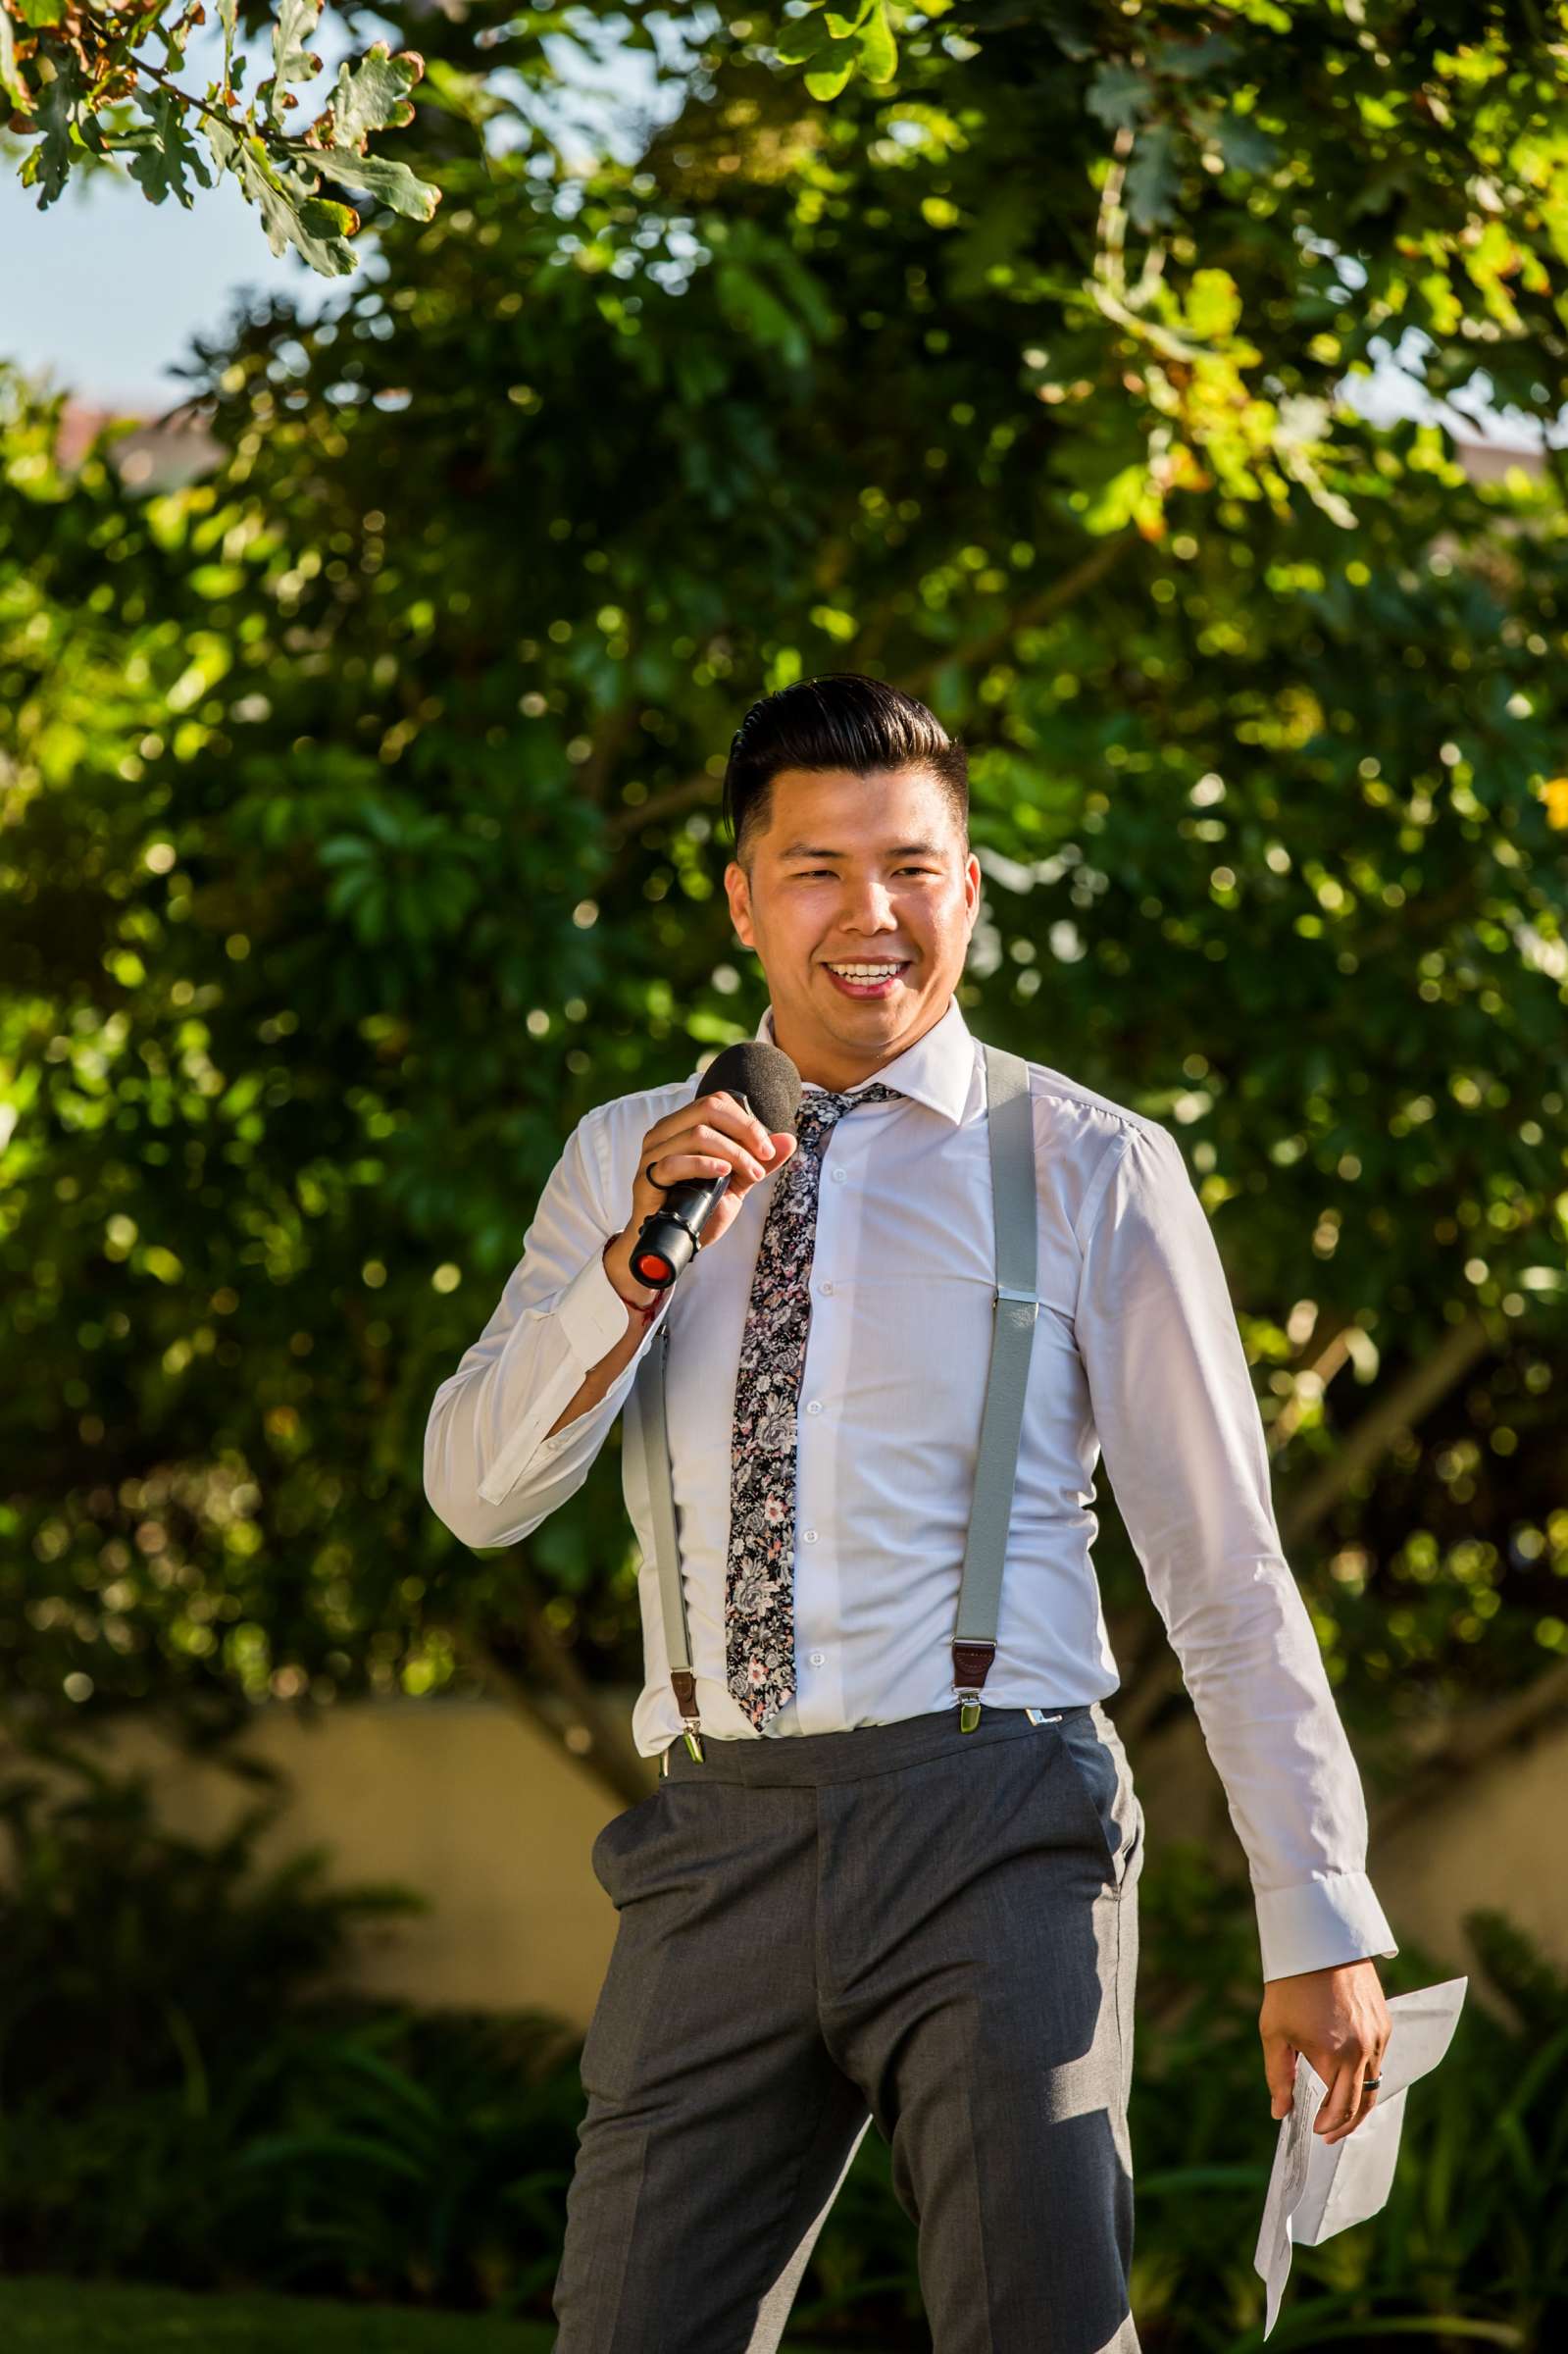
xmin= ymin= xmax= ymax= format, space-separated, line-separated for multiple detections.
xmin=1260 ymin=1957 xmax=1391 ymax=2143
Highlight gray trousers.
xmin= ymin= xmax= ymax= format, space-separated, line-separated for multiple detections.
xmin=552 ymin=1701 xmax=1144 ymax=2354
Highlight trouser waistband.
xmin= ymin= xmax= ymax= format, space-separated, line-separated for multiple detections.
xmin=659 ymin=1702 xmax=1101 ymax=1787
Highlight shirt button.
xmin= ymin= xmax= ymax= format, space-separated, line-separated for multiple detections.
xmin=809 ymin=1651 xmax=826 ymax=1665
xmin=818 ymin=1280 xmax=834 ymax=1297
xmin=831 ymin=1166 xmax=847 ymax=1183
xmin=803 ymin=1528 xmax=818 ymax=1543
xmin=805 ymin=1400 xmax=823 ymax=1415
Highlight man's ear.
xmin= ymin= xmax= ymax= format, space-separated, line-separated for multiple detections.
xmin=724 ymin=857 xmax=754 ymax=948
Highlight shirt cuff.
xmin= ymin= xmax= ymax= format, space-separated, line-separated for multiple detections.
xmin=1255 ymin=1870 xmax=1400 ymax=1982
xmin=559 ymin=1242 xmax=652 ymax=1367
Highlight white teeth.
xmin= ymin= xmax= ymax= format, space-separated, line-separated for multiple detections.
xmin=828 ymin=963 xmax=905 ymax=979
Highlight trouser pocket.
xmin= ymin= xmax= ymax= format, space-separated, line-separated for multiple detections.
xmin=589 ymin=1787 xmax=668 ymax=1906
xmin=1050 ymin=1708 xmax=1142 ymax=1899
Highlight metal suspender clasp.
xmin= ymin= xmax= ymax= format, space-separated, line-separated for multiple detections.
xmin=993 ymin=1283 xmax=1039 ymax=1317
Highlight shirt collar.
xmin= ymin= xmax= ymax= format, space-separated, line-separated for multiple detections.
xmin=751 ymin=994 xmax=977 ymax=1127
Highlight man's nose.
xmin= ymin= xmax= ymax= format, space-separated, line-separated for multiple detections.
xmin=839 ymin=880 xmax=900 ymax=927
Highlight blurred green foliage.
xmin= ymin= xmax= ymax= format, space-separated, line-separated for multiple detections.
xmin=0 ymin=2276 xmax=557 ymax=2352
xmin=1 ymin=0 xmax=1567 ymax=1808
xmin=0 ymin=1738 xmax=584 ymax=2311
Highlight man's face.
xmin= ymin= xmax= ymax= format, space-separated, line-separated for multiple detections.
xmin=723 ymin=765 xmax=981 ymax=1087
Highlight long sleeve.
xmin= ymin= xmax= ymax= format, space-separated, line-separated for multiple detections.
xmin=1073 ymin=1121 xmax=1399 ymax=1983
xmin=423 ymin=1105 xmax=665 ymax=1551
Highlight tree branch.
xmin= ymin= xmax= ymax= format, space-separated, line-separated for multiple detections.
xmin=901 ymin=530 xmax=1139 ymax=695
xmin=600 ymin=531 xmax=1139 ymax=860
xmin=606 ymin=769 xmax=716 ymax=842
xmin=1265 ymin=1305 xmax=1360 ymax=1452
xmin=1275 ymin=1307 xmax=1496 ymax=1552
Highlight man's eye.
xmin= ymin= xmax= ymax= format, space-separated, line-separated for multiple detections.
xmin=791 ymin=867 xmax=936 ymax=878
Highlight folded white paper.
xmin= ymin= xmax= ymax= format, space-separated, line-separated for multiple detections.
xmin=1254 ymin=1974 xmax=1468 ymax=2337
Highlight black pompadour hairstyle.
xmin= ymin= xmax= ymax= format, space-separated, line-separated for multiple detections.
xmin=721 ymin=672 xmax=969 ymax=871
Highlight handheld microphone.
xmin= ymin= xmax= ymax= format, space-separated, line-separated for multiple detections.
xmin=631 ymin=1040 xmax=803 ymax=1291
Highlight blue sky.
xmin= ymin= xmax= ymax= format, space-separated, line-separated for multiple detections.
xmin=1 ymin=163 xmax=321 ymax=413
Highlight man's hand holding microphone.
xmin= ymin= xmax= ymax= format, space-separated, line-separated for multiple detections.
xmin=544 ymin=1042 xmax=803 ymax=1446
xmin=546 ymin=1087 xmax=800 ymax=1450
xmin=603 ymin=1089 xmax=798 ymax=1315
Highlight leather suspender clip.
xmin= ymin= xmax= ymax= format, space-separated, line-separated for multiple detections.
xmin=951 ymin=1638 xmax=996 ymax=1732
xmin=670 ymin=1666 xmax=705 ymax=1762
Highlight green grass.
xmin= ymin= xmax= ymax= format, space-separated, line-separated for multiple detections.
xmin=0 ymin=2277 xmax=550 ymax=2350
xmin=0 ymin=2276 xmax=850 ymax=2351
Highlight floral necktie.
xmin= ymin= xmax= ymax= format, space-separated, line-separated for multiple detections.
xmin=726 ymin=1080 xmax=903 ymax=1730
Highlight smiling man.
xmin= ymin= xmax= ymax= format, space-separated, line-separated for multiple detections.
xmin=424 ymin=671 xmax=1397 ymax=2354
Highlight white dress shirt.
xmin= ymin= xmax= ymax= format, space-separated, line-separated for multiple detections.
xmin=424 ymin=995 xmax=1399 ymax=1983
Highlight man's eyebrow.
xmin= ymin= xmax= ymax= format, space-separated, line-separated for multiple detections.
xmin=776 ymin=841 xmax=945 ymax=860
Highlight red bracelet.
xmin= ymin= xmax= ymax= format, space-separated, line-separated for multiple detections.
xmin=603 ymin=1247 xmax=663 ymax=1325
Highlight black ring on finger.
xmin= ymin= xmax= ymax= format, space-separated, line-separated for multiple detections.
xmin=644 ymin=1156 xmax=681 ymax=1192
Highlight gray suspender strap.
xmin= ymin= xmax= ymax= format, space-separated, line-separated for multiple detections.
xmin=633 ymin=1038 xmax=1038 ymax=1762
xmin=950 ymin=1042 xmax=1038 ymax=1728
xmin=638 ymin=1294 xmax=690 ymax=1736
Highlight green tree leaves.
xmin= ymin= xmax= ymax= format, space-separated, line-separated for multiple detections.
xmin=773 ymin=0 xmax=899 ymax=100
xmin=1 ymin=0 xmax=438 ymax=276
xmin=270 ymin=0 xmax=323 ymax=90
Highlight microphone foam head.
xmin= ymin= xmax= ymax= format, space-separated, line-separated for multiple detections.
xmin=697 ymin=1040 xmax=802 ymax=1136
